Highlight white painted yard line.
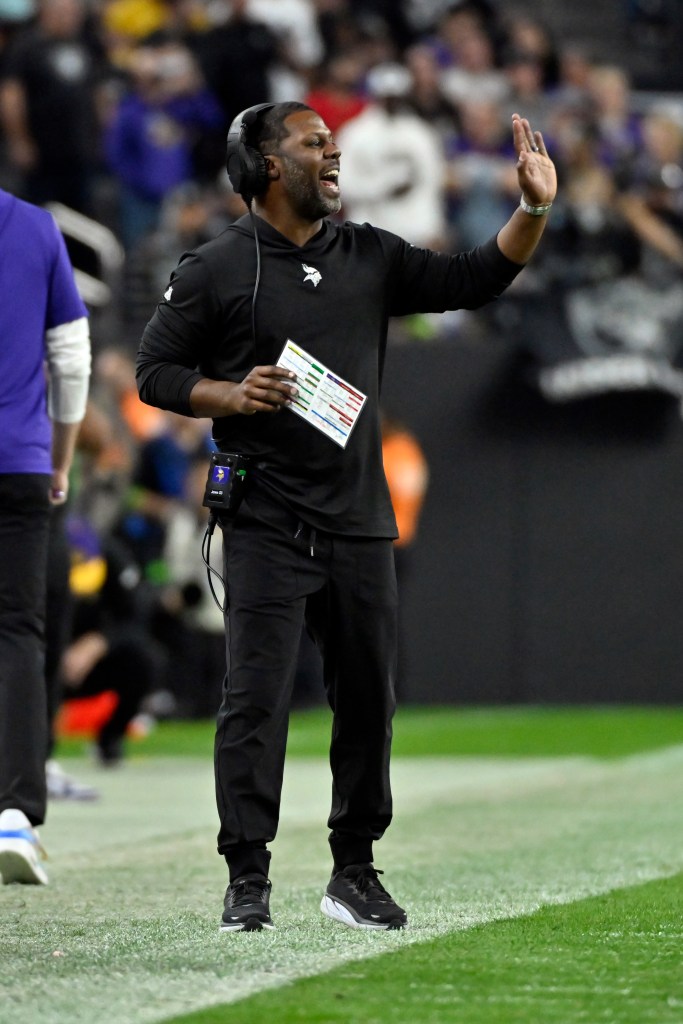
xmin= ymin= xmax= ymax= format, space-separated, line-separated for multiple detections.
xmin=2 ymin=747 xmax=682 ymax=1024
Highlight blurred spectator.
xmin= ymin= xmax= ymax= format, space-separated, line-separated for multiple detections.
xmin=439 ymin=22 xmax=507 ymax=107
xmin=58 ymin=514 xmax=162 ymax=765
xmin=403 ymin=42 xmax=459 ymax=143
xmin=346 ymin=0 xmax=413 ymax=51
xmin=153 ymin=452 xmax=225 ymax=717
xmin=354 ymin=8 xmax=399 ymax=68
xmin=444 ymin=97 xmax=518 ymax=250
xmin=0 ymin=0 xmax=110 ymax=213
xmin=553 ymin=41 xmax=596 ymax=115
xmin=501 ymin=48 xmax=554 ymax=133
xmin=499 ymin=10 xmax=559 ymax=90
xmin=79 ymin=349 xmax=164 ymax=534
xmin=66 ymin=395 xmax=122 ymax=512
xmin=312 ymin=2 xmax=402 ymax=69
xmin=427 ymin=0 xmax=498 ymax=57
xmin=45 ymin=398 xmax=115 ymax=801
xmin=587 ymin=64 xmax=643 ymax=169
xmin=304 ymin=52 xmax=367 ymax=136
xmin=337 ymin=62 xmax=447 ymax=248
xmin=95 ymin=346 xmax=165 ymax=444
xmin=100 ymin=0 xmax=172 ymax=69
xmin=100 ymin=0 xmax=212 ymax=67
xmin=187 ymin=0 xmax=278 ymax=172
xmin=315 ymin=0 xmax=363 ymax=59
xmin=124 ymin=179 xmax=240 ymax=339
xmin=116 ymin=409 xmax=212 ymax=571
xmin=426 ymin=2 xmax=506 ymax=107
xmin=625 ymin=0 xmax=683 ymax=91
xmin=403 ymin=0 xmax=457 ymax=35
xmin=315 ymin=0 xmax=411 ymax=55
xmin=616 ymin=106 xmax=683 ymax=280
xmin=247 ymin=0 xmax=324 ymax=99
xmin=554 ymin=113 xmax=617 ymax=222
xmin=250 ymin=0 xmax=323 ymax=66
xmin=104 ymin=38 xmax=223 ymax=248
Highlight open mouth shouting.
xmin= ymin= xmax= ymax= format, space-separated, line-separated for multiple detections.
xmin=320 ymin=167 xmax=340 ymax=197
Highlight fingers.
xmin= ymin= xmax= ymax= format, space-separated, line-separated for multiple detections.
xmin=531 ymin=129 xmax=548 ymax=156
xmin=241 ymin=365 xmax=298 ymax=414
xmin=49 ymin=472 xmax=69 ymax=505
xmin=512 ymin=113 xmax=547 ymax=156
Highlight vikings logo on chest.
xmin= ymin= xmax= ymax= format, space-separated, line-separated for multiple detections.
xmin=301 ymin=263 xmax=322 ymax=287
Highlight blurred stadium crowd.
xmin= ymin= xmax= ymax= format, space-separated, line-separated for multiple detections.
xmin=2 ymin=0 xmax=683 ymax=734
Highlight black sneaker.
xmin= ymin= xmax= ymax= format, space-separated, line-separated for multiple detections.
xmin=321 ymin=863 xmax=408 ymax=930
xmin=220 ymin=874 xmax=274 ymax=932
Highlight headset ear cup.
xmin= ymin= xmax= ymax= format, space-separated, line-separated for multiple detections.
xmin=226 ymin=142 xmax=245 ymax=194
xmin=240 ymin=145 xmax=269 ymax=197
xmin=226 ymin=140 xmax=268 ymax=197
xmin=226 ymin=102 xmax=276 ymax=198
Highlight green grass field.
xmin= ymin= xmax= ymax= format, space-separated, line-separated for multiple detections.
xmin=3 ymin=707 xmax=683 ymax=1024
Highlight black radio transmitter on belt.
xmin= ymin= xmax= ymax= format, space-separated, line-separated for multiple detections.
xmin=202 ymin=452 xmax=250 ymax=514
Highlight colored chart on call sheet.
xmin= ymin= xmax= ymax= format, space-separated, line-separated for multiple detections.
xmin=277 ymin=339 xmax=366 ymax=448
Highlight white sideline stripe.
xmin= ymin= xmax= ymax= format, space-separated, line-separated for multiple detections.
xmin=6 ymin=746 xmax=683 ymax=1024
xmin=42 ymin=754 xmax=608 ymax=856
xmin=49 ymin=747 xmax=683 ymax=856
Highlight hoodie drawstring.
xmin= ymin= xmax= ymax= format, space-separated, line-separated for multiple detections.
xmin=294 ymin=521 xmax=316 ymax=557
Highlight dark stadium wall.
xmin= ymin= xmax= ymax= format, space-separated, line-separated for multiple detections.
xmin=382 ymin=337 xmax=683 ymax=705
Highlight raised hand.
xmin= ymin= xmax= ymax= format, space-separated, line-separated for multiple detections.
xmin=512 ymin=113 xmax=557 ymax=207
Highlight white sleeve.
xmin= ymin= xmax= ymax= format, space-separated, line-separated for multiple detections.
xmin=45 ymin=316 xmax=91 ymax=423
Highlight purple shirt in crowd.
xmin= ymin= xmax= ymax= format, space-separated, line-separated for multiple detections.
xmin=0 ymin=189 xmax=88 ymax=474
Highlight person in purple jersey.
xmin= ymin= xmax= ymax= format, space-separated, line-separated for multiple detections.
xmin=0 ymin=188 xmax=90 ymax=885
xmin=137 ymin=101 xmax=556 ymax=932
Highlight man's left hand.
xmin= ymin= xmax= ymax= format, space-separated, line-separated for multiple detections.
xmin=512 ymin=113 xmax=556 ymax=206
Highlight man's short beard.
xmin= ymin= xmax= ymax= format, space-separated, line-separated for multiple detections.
xmin=280 ymin=154 xmax=341 ymax=220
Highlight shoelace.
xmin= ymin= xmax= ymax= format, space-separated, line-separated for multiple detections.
xmin=227 ymin=878 xmax=268 ymax=907
xmin=345 ymin=866 xmax=391 ymax=902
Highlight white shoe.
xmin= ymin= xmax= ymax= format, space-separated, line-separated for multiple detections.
xmin=0 ymin=808 xmax=48 ymax=884
xmin=46 ymin=759 xmax=100 ymax=802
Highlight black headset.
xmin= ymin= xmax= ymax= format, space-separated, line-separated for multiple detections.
xmin=226 ymin=102 xmax=276 ymax=199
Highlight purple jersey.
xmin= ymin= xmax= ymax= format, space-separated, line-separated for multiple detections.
xmin=0 ymin=190 xmax=88 ymax=473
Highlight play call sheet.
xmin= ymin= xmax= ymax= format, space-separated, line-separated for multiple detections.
xmin=277 ymin=339 xmax=366 ymax=448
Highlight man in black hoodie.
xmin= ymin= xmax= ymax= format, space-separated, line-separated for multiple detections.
xmin=137 ymin=100 xmax=556 ymax=932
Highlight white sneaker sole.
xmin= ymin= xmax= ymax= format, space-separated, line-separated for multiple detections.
xmin=320 ymin=894 xmax=406 ymax=930
xmin=219 ymin=919 xmax=275 ymax=932
xmin=0 ymin=840 xmax=48 ymax=885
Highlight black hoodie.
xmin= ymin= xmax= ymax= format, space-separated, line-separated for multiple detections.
xmin=137 ymin=214 xmax=521 ymax=535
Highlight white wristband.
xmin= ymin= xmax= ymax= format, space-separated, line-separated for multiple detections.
xmin=520 ymin=195 xmax=553 ymax=216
